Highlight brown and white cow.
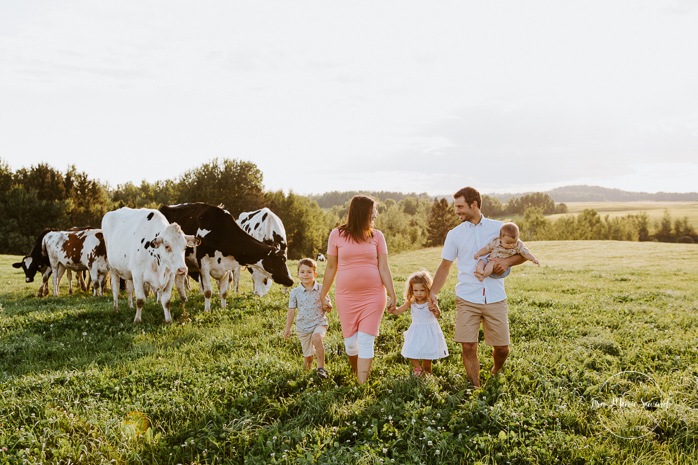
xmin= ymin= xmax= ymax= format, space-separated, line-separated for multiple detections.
xmin=101 ymin=207 xmax=198 ymax=324
xmin=159 ymin=203 xmax=294 ymax=311
xmin=234 ymin=207 xmax=288 ymax=296
xmin=42 ymin=229 xmax=109 ymax=296
xmin=12 ymin=228 xmax=89 ymax=297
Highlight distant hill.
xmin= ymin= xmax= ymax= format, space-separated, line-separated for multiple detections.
xmin=309 ymin=190 xmax=432 ymax=209
xmin=310 ymin=185 xmax=697 ymax=209
xmin=543 ymin=185 xmax=697 ymax=202
xmin=491 ymin=185 xmax=698 ymax=203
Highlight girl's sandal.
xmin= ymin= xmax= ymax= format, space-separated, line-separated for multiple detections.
xmin=412 ymin=367 xmax=423 ymax=377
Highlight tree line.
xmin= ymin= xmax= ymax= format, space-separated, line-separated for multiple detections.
xmin=1 ymin=158 xmax=695 ymax=258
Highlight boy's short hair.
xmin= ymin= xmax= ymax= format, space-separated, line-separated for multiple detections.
xmin=297 ymin=258 xmax=318 ymax=271
xmin=500 ymin=222 xmax=520 ymax=238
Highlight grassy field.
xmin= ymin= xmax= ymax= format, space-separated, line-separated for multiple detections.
xmin=1 ymin=241 xmax=697 ymax=464
xmin=547 ymin=201 xmax=698 ymax=226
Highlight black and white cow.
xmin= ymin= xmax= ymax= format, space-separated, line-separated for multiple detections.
xmin=102 ymin=207 xmax=198 ymax=324
xmin=12 ymin=228 xmax=87 ymax=297
xmin=234 ymin=207 xmax=288 ymax=296
xmin=159 ymin=203 xmax=294 ymax=311
xmin=42 ymin=229 xmax=109 ymax=296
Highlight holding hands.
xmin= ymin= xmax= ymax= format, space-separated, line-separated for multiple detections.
xmin=322 ymin=294 xmax=333 ymax=312
xmin=386 ymin=294 xmax=397 ymax=314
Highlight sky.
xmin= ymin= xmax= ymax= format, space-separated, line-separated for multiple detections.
xmin=1 ymin=0 xmax=697 ymax=196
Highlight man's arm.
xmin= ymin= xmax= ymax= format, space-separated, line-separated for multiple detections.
xmin=489 ymin=254 xmax=526 ymax=275
xmin=430 ymin=258 xmax=453 ymax=303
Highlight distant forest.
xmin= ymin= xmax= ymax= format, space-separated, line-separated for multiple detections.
xmin=1 ymin=158 xmax=696 ymax=258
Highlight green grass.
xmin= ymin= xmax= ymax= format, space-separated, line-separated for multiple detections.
xmin=548 ymin=201 xmax=698 ymax=225
xmin=1 ymin=242 xmax=697 ymax=464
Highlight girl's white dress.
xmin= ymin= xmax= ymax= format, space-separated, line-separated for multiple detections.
xmin=401 ymin=302 xmax=449 ymax=360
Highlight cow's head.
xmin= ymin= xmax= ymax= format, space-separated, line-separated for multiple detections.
xmin=259 ymin=246 xmax=294 ymax=288
xmin=12 ymin=256 xmax=43 ymax=282
xmin=246 ymin=267 xmax=271 ymax=297
xmin=148 ymin=223 xmax=200 ymax=276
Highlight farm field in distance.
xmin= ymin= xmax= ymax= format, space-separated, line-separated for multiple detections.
xmin=1 ymin=241 xmax=697 ymax=464
xmin=547 ymin=201 xmax=698 ymax=226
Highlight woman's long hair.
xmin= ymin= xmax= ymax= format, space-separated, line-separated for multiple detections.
xmin=338 ymin=195 xmax=375 ymax=243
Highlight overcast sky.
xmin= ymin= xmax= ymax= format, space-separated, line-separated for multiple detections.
xmin=2 ymin=0 xmax=697 ymax=196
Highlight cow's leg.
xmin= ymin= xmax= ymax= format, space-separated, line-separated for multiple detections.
xmin=199 ymin=260 xmax=213 ymax=312
xmin=174 ymin=273 xmax=188 ymax=302
xmin=89 ymin=268 xmax=100 ymax=296
xmin=67 ymin=269 xmax=75 ymax=295
xmin=218 ymin=271 xmax=231 ymax=309
xmin=232 ymin=265 xmax=240 ymax=294
xmin=53 ymin=265 xmax=67 ymax=297
xmin=126 ymin=280 xmax=134 ymax=309
xmin=76 ymin=271 xmax=85 ymax=292
xmin=131 ymin=276 xmax=146 ymax=324
xmin=160 ymin=278 xmax=175 ymax=324
xmin=39 ymin=268 xmax=52 ymax=297
xmin=110 ymin=272 xmax=120 ymax=309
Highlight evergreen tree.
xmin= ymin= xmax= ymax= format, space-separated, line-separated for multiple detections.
xmin=426 ymin=198 xmax=458 ymax=247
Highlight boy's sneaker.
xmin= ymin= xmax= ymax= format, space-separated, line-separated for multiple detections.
xmin=317 ymin=367 xmax=328 ymax=379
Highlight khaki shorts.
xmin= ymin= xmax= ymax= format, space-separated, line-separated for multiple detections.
xmin=298 ymin=325 xmax=328 ymax=357
xmin=454 ymin=298 xmax=510 ymax=346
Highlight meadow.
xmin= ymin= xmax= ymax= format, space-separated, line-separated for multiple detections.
xmin=547 ymin=201 xmax=698 ymax=226
xmin=1 ymin=241 xmax=697 ymax=464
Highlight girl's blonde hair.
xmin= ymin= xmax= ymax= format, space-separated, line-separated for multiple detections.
xmin=404 ymin=270 xmax=433 ymax=301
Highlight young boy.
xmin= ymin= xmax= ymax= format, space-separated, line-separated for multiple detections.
xmin=284 ymin=258 xmax=330 ymax=378
xmin=473 ymin=222 xmax=540 ymax=281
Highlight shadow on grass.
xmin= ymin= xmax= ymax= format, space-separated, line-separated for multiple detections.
xmin=0 ymin=288 xmax=257 ymax=381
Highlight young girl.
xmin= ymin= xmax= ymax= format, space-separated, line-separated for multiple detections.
xmin=390 ymin=270 xmax=449 ymax=376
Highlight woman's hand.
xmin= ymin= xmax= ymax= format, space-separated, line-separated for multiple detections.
xmin=386 ymin=295 xmax=397 ymax=313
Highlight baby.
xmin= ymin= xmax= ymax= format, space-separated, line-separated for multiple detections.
xmin=474 ymin=222 xmax=540 ymax=281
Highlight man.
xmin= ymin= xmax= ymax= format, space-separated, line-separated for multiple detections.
xmin=430 ymin=187 xmax=524 ymax=387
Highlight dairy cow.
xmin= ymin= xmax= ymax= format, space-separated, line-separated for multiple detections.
xmin=102 ymin=207 xmax=198 ymax=324
xmin=159 ymin=203 xmax=294 ymax=311
xmin=12 ymin=229 xmax=88 ymax=297
xmin=42 ymin=229 xmax=109 ymax=296
xmin=234 ymin=207 xmax=288 ymax=296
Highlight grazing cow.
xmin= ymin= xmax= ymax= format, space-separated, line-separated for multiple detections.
xmin=12 ymin=229 xmax=86 ymax=297
xmin=159 ymin=203 xmax=294 ymax=311
xmin=316 ymin=253 xmax=326 ymax=262
xmin=42 ymin=229 xmax=110 ymax=296
xmin=102 ymin=207 xmax=198 ymax=324
xmin=234 ymin=207 xmax=288 ymax=296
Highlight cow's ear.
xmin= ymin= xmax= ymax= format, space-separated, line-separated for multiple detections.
xmin=151 ymin=237 xmax=163 ymax=248
xmin=12 ymin=262 xmax=22 ymax=268
xmin=186 ymin=235 xmax=200 ymax=247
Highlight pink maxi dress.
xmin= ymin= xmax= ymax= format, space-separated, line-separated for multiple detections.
xmin=327 ymin=228 xmax=388 ymax=338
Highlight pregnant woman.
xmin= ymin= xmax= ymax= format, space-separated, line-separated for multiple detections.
xmin=320 ymin=195 xmax=397 ymax=384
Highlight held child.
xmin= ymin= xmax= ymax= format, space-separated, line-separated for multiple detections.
xmin=473 ymin=222 xmax=540 ymax=282
xmin=389 ymin=270 xmax=449 ymax=376
xmin=284 ymin=258 xmax=330 ymax=379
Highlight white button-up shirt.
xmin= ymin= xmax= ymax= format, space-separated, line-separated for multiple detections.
xmin=441 ymin=215 xmax=506 ymax=304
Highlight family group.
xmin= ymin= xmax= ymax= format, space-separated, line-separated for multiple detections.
xmin=284 ymin=187 xmax=539 ymax=387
